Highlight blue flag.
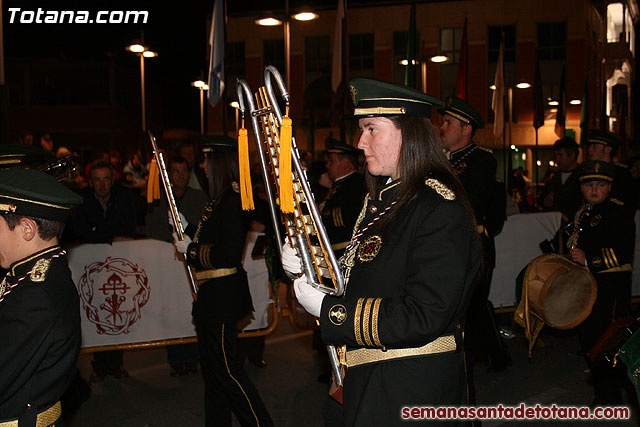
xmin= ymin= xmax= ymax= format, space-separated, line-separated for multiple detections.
xmin=208 ymin=0 xmax=225 ymax=107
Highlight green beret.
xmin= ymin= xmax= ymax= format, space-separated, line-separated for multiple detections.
xmin=579 ymin=160 xmax=615 ymax=183
xmin=439 ymin=96 xmax=485 ymax=129
xmin=586 ymin=130 xmax=621 ymax=148
xmin=0 ymin=168 xmax=83 ymax=222
xmin=348 ymin=78 xmax=443 ymax=118
xmin=200 ymin=135 xmax=237 ymax=153
xmin=326 ymin=138 xmax=359 ymax=157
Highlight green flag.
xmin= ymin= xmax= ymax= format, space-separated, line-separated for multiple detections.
xmin=404 ymin=0 xmax=416 ymax=88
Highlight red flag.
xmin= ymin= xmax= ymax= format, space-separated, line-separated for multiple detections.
xmin=455 ymin=18 xmax=468 ymax=101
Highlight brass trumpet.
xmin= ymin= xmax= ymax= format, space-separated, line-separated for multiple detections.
xmin=236 ymin=66 xmax=345 ymax=386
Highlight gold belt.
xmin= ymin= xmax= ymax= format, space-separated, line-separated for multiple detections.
xmin=0 ymin=401 xmax=61 ymax=427
xmin=345 ymin=335 xmax=457 ymax=368
xmin=194 ymin=267 xmax=237 ymax=281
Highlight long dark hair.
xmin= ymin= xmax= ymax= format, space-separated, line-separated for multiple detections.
xmin=364 ymin=115 xmax=475 ymax=231
xmin=205 ymin=149 xmax=239 ymax=205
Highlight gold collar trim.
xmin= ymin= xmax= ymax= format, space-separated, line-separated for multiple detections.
xmin=10 ymin=245 xmax=61 ymax=276
xmin=377 ymin=181 xmax=401 ymax=201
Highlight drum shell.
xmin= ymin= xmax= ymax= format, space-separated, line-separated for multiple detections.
xmin=525 ymin=254 xmax=597 ymax=329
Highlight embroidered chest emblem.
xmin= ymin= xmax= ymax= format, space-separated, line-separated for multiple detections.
xmin=329 ymin=304 xmax=347 ymax=325
xmin=30 ymin=258 xmax=51 ymax=283
xmin=357 ymin=235 xmax=382 ymax=262
xmin=590 ymin=214 xmax=602 ymax=227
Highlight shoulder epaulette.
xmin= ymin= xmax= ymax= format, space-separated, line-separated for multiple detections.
xmin=30 ymin=258 xmax=51 ymax=283
xmin=614 ymin=162 xmax=628 ymax=169
xmin=477 ymin=146 xmax=493 ymax=153
xmin=425 ymin=179 xmax=455 ymax=200
xmin=610 ymin=198 xmax=624 ymax=205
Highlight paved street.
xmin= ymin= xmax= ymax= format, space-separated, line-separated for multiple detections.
xmin=69 ymin=312 xmax=639 ymax=426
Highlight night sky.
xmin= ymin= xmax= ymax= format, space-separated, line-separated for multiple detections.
xmin=3 ymin=0 xmax=422 ymax=130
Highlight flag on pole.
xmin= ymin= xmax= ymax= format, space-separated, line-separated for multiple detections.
xmin=455 ymin=18 xmax=468 ymax=101
xmin=533 ymin=53 xmax=544 ymax=130
xmin=554 ymin=64 xmax=566 ymax=138
xmin=579 ymin=78 xmax=588 ymax=145
xmin=404 ymin=0 xmax=417 ymax=88
xmin=492 ymin=38 xmax=504 ymax=137
xmin=207 ymin=0 xmax=225 ymax=107
xmin=331 ymin=0 xmax=345 ymax=93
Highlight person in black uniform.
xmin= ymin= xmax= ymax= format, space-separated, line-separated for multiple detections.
xmin=438 ymin=96 xmax=511 ymax=373
xmin=172 ymin=136 xmax=273 ymax=427
xmin=284 ymin=79 xmax=480 ymax=426
xmin=568 ymin=160 xmax=635 ymax=405
xmin=322 ymin=139 xmax=365 ymax=258
xmin=0 ymin=168 xmax=83 ymax=427
xmin=585 ymin=130 xmax=637 ymax=215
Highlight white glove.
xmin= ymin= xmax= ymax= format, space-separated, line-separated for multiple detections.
xmin=172 ymin=232 xmax=192 ymax=254
xmin=281 ymin=237 xmax=303 ymax=274
xmin=168 ymin=209 xmax=188 ymax=233
xmin=293 ymin=276 xmax=325 ymax=318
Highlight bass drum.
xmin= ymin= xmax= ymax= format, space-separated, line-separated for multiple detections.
xmin=525 ymin=253 xmax=597 ymax=329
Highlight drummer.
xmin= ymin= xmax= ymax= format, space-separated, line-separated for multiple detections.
xmin=568 ymin=160 xmax=635 ymax=406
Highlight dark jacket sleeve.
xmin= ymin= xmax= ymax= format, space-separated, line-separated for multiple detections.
xmin=320 ymin=198 xmax=478 ymax=349
xmin=0 ymin=286 xmax=54 ymax=400
xmin=460 ymin=152 xmax=497 ymax=223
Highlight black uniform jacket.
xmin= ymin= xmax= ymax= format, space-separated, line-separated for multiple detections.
xmin=186 ymin=186 xmax=253 ymax=321
xmin=449 ymin=144 xmax=496 ymax=226
xmin=573 ymin=199 xmax=635 ymax=348
xmin=0 ymin=246 xmax=80 ymax=423
xmin=320 ymin=179 xmax=480 ymax=426
xmin=548 ymin=168 xmax=583 ymax=221
xmin=321 ymin=171 xmax=365 ymax=257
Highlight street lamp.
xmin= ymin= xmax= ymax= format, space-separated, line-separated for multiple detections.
xmin=255 ymin=3 xmax=318 ymax=89
xmin=127 ymin=44 xmax=158 ymax=132
xmin=398 ymin=54 xmax=450 ymax=94
xmin=192 ymin=80 xmax=210 ymax=135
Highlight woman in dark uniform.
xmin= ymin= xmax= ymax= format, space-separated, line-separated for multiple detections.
xmin=283 ymin=79 xmax=481 ymax=426
xmin=173 ymin=136 xmax=272 ymax=427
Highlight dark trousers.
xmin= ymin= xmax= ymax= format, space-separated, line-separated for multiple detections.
xmin=577 ymin=273 xmax=631 ymax=404
xmin=196 ymin=318 xmax=273 ymax=427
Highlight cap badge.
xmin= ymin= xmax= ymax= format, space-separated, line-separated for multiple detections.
xmin=329 ymin=304 xmax=347 ymax=325
xmin=595 ymin=163 xmax=600 ymax=172
xmin=357 ymin=235 xmax=382 ymax=262
xmin=349 ymin=85 xmax=357 ymax=104
xmin=30 ymin=258 xmax=51 ymax=283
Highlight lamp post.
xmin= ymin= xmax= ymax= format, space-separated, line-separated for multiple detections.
xmin=127 ymin=44 xmax=158 ymax=132
xmin=192 ymin=80 xmax=210 ymax=135
xmin=255 ymin=3 xmax=318 ymax=89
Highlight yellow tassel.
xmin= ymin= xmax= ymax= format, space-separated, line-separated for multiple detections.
xmin=279 ymin=115 xmax=294 ymax=213
xmin=238 ymin=126 xmax=255 ymax=211
xmin=147 ymin=158 xmax=159 ymax=203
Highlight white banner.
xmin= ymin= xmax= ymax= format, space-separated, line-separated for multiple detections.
xmin=68 ymin=240 xmax=196 ymax=349
xmin=490 ymin=212 xmax=562 ymax=307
